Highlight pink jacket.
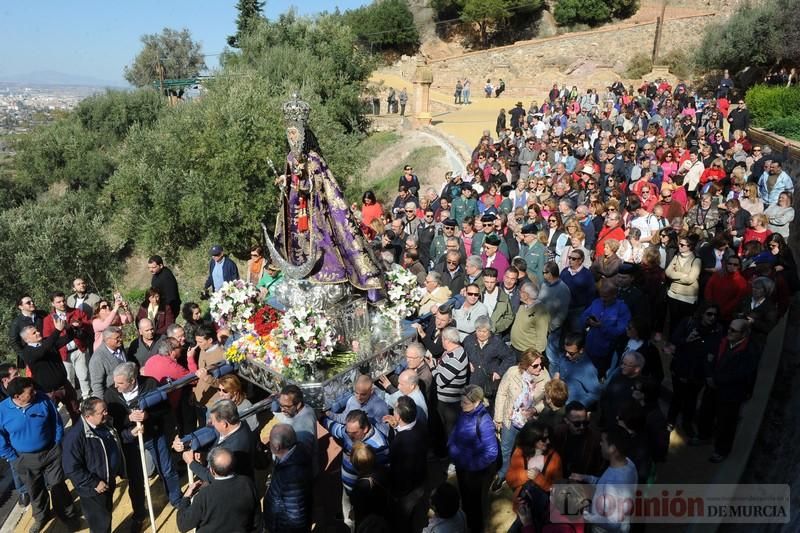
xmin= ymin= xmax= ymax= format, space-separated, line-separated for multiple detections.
xmin=141 ymin=354 xmax=191 ymax=409
xmin=92 ymin=309 xmax=132 ymax=350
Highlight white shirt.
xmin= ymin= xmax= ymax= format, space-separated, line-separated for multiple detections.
xmin=483 ymin=288 xmax=499 ymax=315
xmin=396 ymin=420 xmax=417 ymax=433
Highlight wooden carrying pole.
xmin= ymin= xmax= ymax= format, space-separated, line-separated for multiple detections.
xmin=137 ymin=422 xmax=158 ymax=533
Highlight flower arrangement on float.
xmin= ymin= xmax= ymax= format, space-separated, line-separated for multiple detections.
xmin=380 ymin=265 xmax=425 ymax=321
xmin=209 ymin=280 xmax=260 ymax=333
xmin=224 ymin=301 xmax=337 ymax=376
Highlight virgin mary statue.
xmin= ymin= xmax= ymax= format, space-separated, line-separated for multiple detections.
xmin=265 ymin=94 xmax=383 ymax=294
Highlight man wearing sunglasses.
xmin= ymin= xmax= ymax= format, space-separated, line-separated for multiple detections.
xmin=700 ymin=319 xmax=759 ymax=463
xmin=549 ymin=333 xmax=601 ymax=410
xmin=551 ymin=400 xmax=604 ymax=478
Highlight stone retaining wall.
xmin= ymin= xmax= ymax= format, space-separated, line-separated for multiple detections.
xmin=415 ymin=14 xmax=715 ymax=93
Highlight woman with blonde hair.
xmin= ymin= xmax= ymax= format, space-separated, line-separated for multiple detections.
xmin=739 ymin=182 xmax=764 ymax=216
xmin=725 ymin=168 xmax=747 ymax=202
xmin=493 ymin=350 xmax=550 ymax=492
xmin=591 ymin=238 xmax=622 ymax=281
xmin=739 ymin=213 xmax=773 ymax=254
xmin=215 ymin=374 xmax=258 ymax=430
xmin=561 ymin=229 xmax=591 ymax=269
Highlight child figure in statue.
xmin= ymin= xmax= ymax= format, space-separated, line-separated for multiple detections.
xmin=269 ymin=94 xmax=383 ymax=296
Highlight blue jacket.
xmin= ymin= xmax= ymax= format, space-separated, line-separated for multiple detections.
xmin=263 ymin=445 xmax=313 ymax=533
xmin=447 ymin=404 xmax=498 ymax=472
xmin=62 ymin=417 xmax=125 ymax=497
xmin=549 ymin=353 xmax=602 ymax=408
xmin=758 ymin=170 xmax=794 ymax=206
xmin=204 ymin=257 xmax=240 ymax=291
xmin=580 ymin=298 xmax=631 ymax=363
xmin=0 ymin=392 xmax=63 ymax=461
xmin=560 ymin=267 xmax=596 ymax=310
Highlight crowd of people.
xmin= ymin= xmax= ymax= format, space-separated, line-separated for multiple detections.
xmin=0 ymin=76 xmax=797 ymax=533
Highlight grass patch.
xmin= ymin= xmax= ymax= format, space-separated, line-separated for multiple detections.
xmin=349 ymin=145 xmax=445 ymax=205
xmin=359 ymin=130 xmax=401 ymax=156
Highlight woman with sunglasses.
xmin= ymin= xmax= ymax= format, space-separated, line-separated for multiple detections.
xmin=665 ymin=233 xmax=702 ymax=334
xmin=493 ymin=350 xmax=551 ymax=492
xmin=739 ymin=182 xmax=764 ymax=216
xmin=667 ymin=302 xmax=723 ymax=437
xmin=544 ymin=212 xmax=567 ymax=264
xmin=215 ymin=374 xmax=258 ymax=430
xmin=92 ymin=296 xmax=134 ymax=351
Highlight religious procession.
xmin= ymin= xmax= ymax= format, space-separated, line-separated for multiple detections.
xmin=1 ymin=77 xmax=797 ymax=533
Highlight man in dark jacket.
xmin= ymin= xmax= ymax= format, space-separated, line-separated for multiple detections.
xmin=175 ymin=399 xmax=255 ymax=483
xmin=389 ymin=397 xmax=429 ymax=533
xmin=105 ymin=362 xmax=182 ymax=513
xmin=464 ymin=316 xmax=514 ymax=402
xmin=20 ymin=321 xmax=80 ymax=422
xmin=149 ymin=255 xmax=181 ymax=317
xmin=204 ymin=244 xmax=240 ymax=294
xmin=8 ymin=294 xmax=47 ymax=370
xmin=727 ymin=99 xmax=750 ymax=132
xmin=177 ymin=447 xmax=262 ymax=533
xmin=412 ymin=307 xmax=455 ymax=361
xmin=701 ymin=319 xmax=760 ymax=463
xmin=62 ymin=398 xmax=125 ymax=533
xmin=263 ymin=424 xmax=313 ymax=533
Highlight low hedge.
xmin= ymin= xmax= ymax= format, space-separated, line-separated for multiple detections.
xmin=745 ymin=85 xmax=800 ymax=141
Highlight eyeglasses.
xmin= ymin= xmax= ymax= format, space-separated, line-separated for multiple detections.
xmin=568 ymin=256 xmax=581 ymax=261
xmin=444 ymin=226 xmax=455 ymax=230
xmin=218 ymin=388 xmax=228 ymax=394
xmin=99 ymin=304 xmax=109 ymax=309
xmin=405 ymin=210 xmax=415 ymax=213
xmin=250 ymin=253 xmax=259 ymax=258
xmin=446 ymin=260 xmax=459 ymax=265
xmin=466 ymin=292 xmax=481 ymax=297
xmin=530 ymin=363 xmax=542 ymax=369
xmin=425 ymin=214 xmax=434 ymax=218
xmin=548 ymin=218 xmax=557 ymax=223
xmin=679 ymin=242 xmax=690 ymax=247
xmin=607 ymin=207 xmax=617 ymax=212
xmin=21 ymin=300 xmax=34 ymax=305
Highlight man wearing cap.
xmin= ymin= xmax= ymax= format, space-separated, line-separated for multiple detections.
xmin=204 ymin=245 xmax=240 ymax=294
xmin=472 ymin=213 xmax=510 ymax=257
xmin=510 ymin=102 xmax=526 ymax=130
xmin=257 ymin=263 xmax=284 ymax=301
xmin=450 ymin=185 xmax=478 ymax=226
xmin=519 ymin=224 xmax=546 ymax=286
xmin=481 ymin=234 xmax=509 ymax=280
xmin=429 ymin=220 xmax=458 ymax=270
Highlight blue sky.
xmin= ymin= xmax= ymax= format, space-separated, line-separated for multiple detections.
xmin=0 ymin=0 xmax=370 ymax=85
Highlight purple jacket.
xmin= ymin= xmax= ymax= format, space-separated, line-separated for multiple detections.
xmin=447 ymin=403 xmax=498 ymax=471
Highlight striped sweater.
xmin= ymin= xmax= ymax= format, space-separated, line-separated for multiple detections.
xmin=322 ymin=418 xmax=390 ymax=494
xmin=433 ymin=346 xmax=469 ymax=403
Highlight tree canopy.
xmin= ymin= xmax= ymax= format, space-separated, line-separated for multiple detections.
xmin=123 ymin=28 xmax=206 ymax=93
xmin=227 ymin=0 xmax=266 ymax=48
xmin=343 ymin=0 xmax=420 ymax=52
xmin=695 ymin=0 xmax=799 ymax=73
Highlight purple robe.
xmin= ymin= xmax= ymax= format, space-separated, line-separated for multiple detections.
xmin=275 ymin=150 xmax=383 ymax=291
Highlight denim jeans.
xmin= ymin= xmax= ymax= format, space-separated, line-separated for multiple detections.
xmin=498 ymin=425 xmax=519 ymax=480
xmin=144 ymin=434 xmax=182 ymax=505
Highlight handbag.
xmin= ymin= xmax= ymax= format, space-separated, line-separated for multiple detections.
xmin=476 ymin=411 xmax=503 ymax=472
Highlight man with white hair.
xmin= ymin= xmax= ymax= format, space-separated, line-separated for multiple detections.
xmin=427 ymin=327 xmax=468 ymax=436
xmin=384 ymin=369 xmax=428 ymax=425
xmin=419 ymin=271 xmax=452 ymax=315
xmin=510 ymin=282 xmax=551 ymax=355
xmin=463 ymin=255 xmax=485 ymax=290
xmin=89 ymin=326 xmax=132 ymax=399
xmin=327 ymin=374 xmax=390 ymax=433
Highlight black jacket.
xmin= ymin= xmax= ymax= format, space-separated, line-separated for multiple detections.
xmin=62 ymin=417 xmax=125 ymax=497
xmin=463 ymin=332 xmax=514 ymax=396
xmin=190 ymin=422 xmax=255 ymax=483
xmin=151 ymin=267 xmax=181 ymax=317
xmin=104 ymin=376 xmax=174 ymax=445
xmin=670 ymin=318 xmax=723 ymax=382
xmin=177 ymin=474 xmax=262 ymax=533
xmin=707 ymin=338 xmax=760 ymax=404
xmin=22 ymin=328 xmax=71 ymax=392
xmin=8 ymin=311 xmax=46 ymax=359
xmin=263 ymin=445 xmax=313 ymax=533
xmin=389 ymin=422 xmax=429 ymax=497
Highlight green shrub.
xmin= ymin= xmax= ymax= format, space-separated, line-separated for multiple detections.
xmin=763 ymin=116 xmax=800 ymax=141
xmin=554 ymin=0 xmax=611 ymax=26
xmin=625 ymin=53 xmax=652 ymax=79
xmin=745 ymin=85 xmax=800 ymax=124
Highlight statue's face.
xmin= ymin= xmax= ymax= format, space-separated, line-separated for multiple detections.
xmin=287 ymin=126 xmax=300 ymax=145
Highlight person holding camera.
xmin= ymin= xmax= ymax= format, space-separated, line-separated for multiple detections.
xmin=91 ymin=293 xmax=133 ymax=351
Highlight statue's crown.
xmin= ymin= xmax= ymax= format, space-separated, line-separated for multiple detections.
xmin=282 ymin=93 xmax=311 ymax=127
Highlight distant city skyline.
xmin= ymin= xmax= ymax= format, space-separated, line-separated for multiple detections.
xmin=1 ymin=0 xmax=370 ymax=87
